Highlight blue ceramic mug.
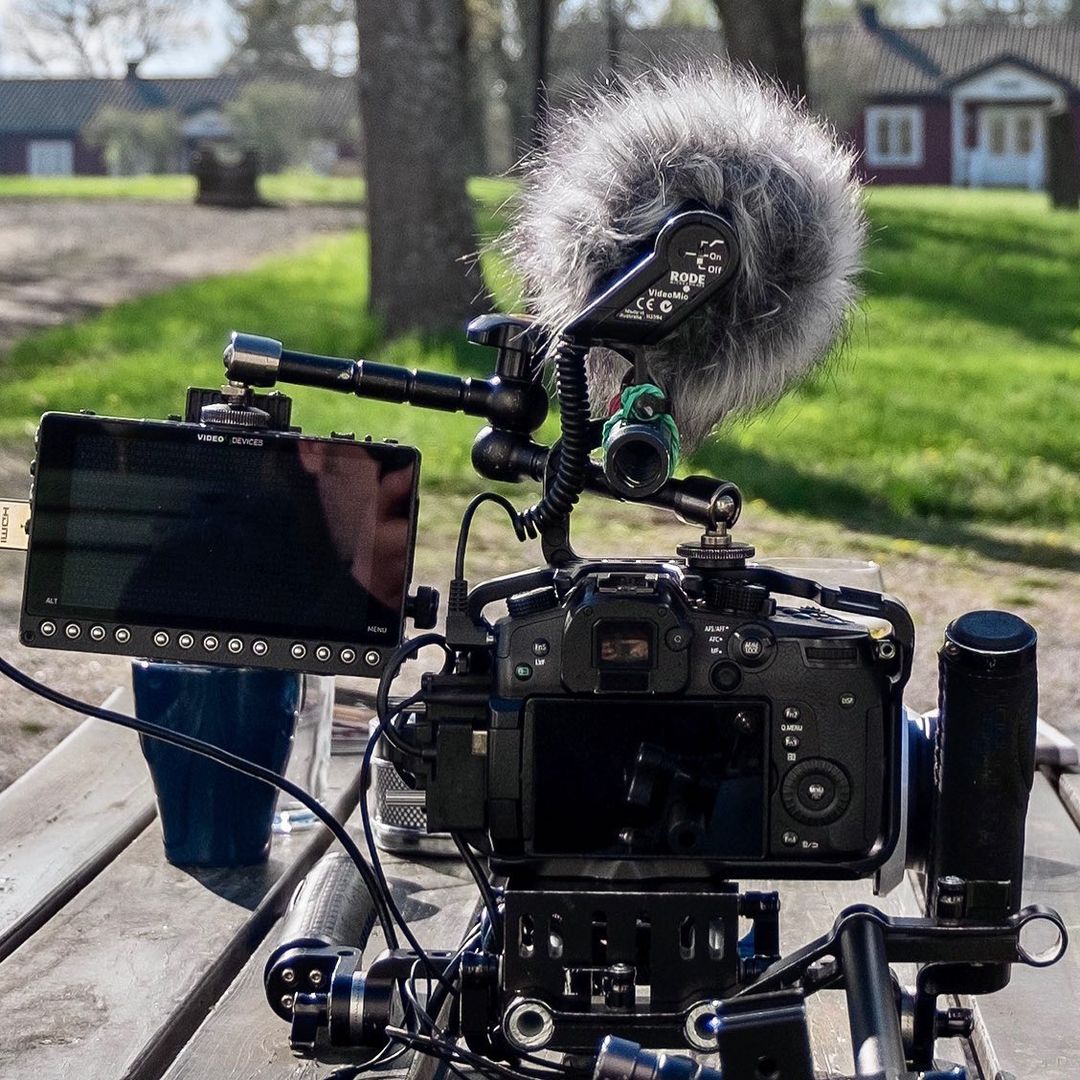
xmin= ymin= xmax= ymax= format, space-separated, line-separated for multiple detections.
xmin=132 ymin=661 xmax=301 ymax=867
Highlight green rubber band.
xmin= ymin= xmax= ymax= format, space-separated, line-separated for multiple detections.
xmin=601 ymin=383 xmax=682 ymax=469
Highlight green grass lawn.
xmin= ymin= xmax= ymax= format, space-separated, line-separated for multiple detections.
xmin=0 ymin=185 xmax=1076 ymax=537
xmin=0 ymin=170 xmax=518 ymax=209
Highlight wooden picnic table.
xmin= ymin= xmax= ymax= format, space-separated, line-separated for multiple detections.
xmin=0 ymin=684 xmax=1077 ymax=1080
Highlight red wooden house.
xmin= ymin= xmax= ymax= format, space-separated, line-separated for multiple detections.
xmin=847 ymin=5 xmax=1080 ymax=189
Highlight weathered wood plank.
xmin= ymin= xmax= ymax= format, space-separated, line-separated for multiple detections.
xmin=0 ymin=688 xmax=156 ymax=964
xmin=969 ymin=772 xmax=1080 ymax=1080
xmin=161 ymin=847 xmax=479 ymax=1080
xmin=0 ymin=753 xmax=365 ymax=1080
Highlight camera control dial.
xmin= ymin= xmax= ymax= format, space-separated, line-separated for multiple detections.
xmin=781 ymin=759 xmax=851 ymax=826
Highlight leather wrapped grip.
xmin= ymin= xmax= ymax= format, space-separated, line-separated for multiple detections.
xmin=276 ymin=851 xmax=378 ymax=955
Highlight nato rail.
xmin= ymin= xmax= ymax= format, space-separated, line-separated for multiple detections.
xmin=222 ymin=324 xmax=743 ymax=532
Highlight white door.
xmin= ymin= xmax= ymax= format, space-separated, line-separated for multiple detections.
xmin=27 ymin=140 xmax=75 ymax=177
xmin=974 ymin=107 xmax=1044 ymax=189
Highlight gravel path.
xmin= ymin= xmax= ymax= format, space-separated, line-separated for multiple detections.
xmin=0 ymin=199 xmax=363 ymax=354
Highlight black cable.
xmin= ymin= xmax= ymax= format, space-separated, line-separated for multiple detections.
xmin=519 ymin=337 xmax=590 ymax=537
xmin=375 ymin=633 xmax=450 ymax=760
xmin=455 ymin=492 xmax=528 ymax=579
xmin=0 ymin=652 xmax=399 ymax=946
xmin=359 ymin=702 xmax=454 ymax=987
xmin=452 ymin=833 xmax=503 ymax=952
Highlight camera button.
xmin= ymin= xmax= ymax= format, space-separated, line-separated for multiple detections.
xmin=364 ymin=650 xmax=380 ymax=667
xmin=39 ymin=621 xmax=56 ymax=637
xmin=783 ymin=734 xmax=800 ymax=750
xmin=227 ymin=638 xmax=244 ymax=655
xmin=315 ymin=645 xmax=332 ymax=662
xmin=178 ymin=633 xmax=194 ymax=650
xmin=202 ymin=635 xmax=219 ymax=652
xmin=340 ymin=647 xmax=356 ymax=664
xmin=89 ymin=625 xmax=106 ymax=642
xmin=291 ymin=643 xmax=307 ymax=660
xmin=514 ymin=663 xmax=532 ymax=681
xmin=710 ymin=662 xmax=742 ymax=692
xmin=664 ymin=626 xmax=691 ymax=651
xmin=839 ymin=692 xmax=856 ymax=709
xmin=782 ymin=830 xmax=799 ymax=847
xmin=730 ymin=627 xmax=775 ymax=668
xmin=152 ymin=630 xmax=168 ymax=647
xmin=252 ymin=639 xmax=269 ymax=656
xmin=115 ymin=627 xmax=131 ymax=644
xmin=532 ymin=638 xmax=550 ymax=657
xmin=65 ymin=623 xmax=82 ymax=640
xmin=782 ymin=759 xmax=851 ymax=826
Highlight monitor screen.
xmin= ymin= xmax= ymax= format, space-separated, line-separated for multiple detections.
xmin=24 ymin=413 xmax=420 ymax=646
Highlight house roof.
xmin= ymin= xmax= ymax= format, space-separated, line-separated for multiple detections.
xmin=0 ymin=73 xmax=356 ymax=136
xmin=829 ymin=15 xmax=1080 ymax=98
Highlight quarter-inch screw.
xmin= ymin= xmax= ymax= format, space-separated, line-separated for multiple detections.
xmin=281 ymin=994 xmax=294 ymax=1010
xmin=309 ymin=969 xmax=323 ymax=986
xmin=281 ymin=968 xmax=296 ymax=985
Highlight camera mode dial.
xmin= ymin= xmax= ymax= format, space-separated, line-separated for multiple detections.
xmin=781 ymin=759 xmax=851 ymax=826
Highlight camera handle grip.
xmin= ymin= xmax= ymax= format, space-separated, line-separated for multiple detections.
xmin=274 ymin=850 xmax=379 ymax=957
xmin=264 ymin=850 xmax=379 ymax=1033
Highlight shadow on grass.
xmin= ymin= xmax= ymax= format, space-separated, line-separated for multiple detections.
xmin=867 ymin=205 xmax=1080 ymax=348
xmin=692 ymin=441 xmax=1078 ymax=571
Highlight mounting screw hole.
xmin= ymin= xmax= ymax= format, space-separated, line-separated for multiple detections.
xmin=755 ymin=1056 xmax=780 ymax=1080
xmin=518 ymin=1009 xmax=544 ymax=1038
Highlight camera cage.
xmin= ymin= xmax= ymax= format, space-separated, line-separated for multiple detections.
xmin=221 ymin=236 xmax=1067 ymax=1076
xmin=5 ymin=209 xmax=1046 ymax=1076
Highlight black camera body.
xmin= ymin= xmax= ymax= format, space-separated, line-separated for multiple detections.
xmin=414 ymin=560 xmax=907 ymax=881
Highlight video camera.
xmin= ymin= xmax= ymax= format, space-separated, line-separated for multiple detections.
xmin=10 ymin=208 xmax=1066 ymax=1079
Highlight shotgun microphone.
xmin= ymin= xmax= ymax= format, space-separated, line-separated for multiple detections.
xmin=505 ymin=64 xmax=867 ymax=453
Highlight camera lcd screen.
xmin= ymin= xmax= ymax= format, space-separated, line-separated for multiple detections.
xmin=23 ymin=413 xmax=419 ymax=645
xmin=524 ymin=699 xmax=767 ymax=859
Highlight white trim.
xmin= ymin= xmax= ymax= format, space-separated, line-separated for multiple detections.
xmin=865 ymin=105 xmax=924 ymax=168
xmin=949 ymin=61 xmax=1066 ymax=187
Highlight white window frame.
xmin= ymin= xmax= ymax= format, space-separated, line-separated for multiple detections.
xmin=28 ymin=139 xmax=75 ymax=176
xmin=865 ymin=106 xmax=924 ymax=168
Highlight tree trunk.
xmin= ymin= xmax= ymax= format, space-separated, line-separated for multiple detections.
xmin=711 ymin=0 xmax=807 ymax=101
xmin=605 ymin=0 xmax=621 ymax=77
xmin=531 ymin=0 xmax=551 ymax=146
xmin=356 ymin=0 xmax=483 ymax=335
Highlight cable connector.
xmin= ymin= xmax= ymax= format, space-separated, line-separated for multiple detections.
xmin=446 ymin=578 xmax=489 ymax=650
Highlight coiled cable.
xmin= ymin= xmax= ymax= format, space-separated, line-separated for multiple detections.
xmin=517 ymin=335 xmax=590 ymax=537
